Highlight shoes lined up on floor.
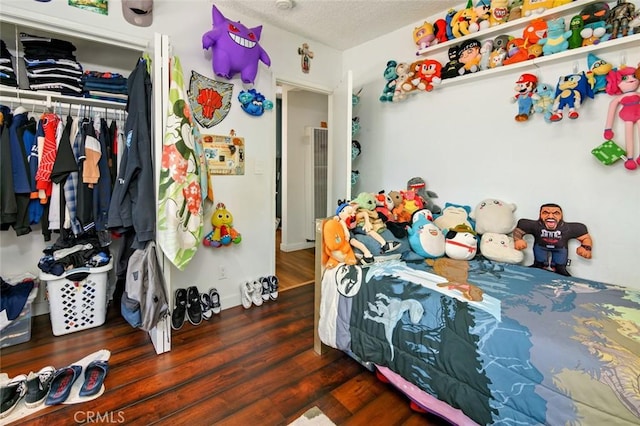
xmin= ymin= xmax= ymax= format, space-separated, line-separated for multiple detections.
xmin=241 ymin=275 xmax=279 ymax=309
xmin=171 ymin=286 xmax=221 ymax=330
xmin=0 ymin=360 xmax=109 ymax=418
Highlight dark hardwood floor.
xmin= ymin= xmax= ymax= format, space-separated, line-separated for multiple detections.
xmin=1 ymin=284 xmax=449 ymax=425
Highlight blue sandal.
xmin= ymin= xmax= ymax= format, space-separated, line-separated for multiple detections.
xmin=45 ymin=365 xmax=82 ymax=405
xmin=79 ymin=360 xmax=109 ymax=397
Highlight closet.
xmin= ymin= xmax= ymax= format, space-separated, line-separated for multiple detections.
xmin=0 ymin=5 xmax=171 ymax=355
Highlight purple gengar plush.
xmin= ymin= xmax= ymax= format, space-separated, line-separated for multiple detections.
xmin=202 ymin=4 xmax=271 ymax=85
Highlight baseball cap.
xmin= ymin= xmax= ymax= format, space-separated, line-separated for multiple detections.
xmin=122 ymin=0 xmax=153 ymax=27
xmin=516 ymin=73 xmax=537 ymax=84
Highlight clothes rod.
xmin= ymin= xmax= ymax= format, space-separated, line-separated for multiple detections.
xmin=0 ymin=95 xmax=127 ymax=119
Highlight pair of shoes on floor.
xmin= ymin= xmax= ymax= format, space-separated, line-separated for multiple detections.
xmin=200 ymin=288 xmax=221 ymax=320
xmin=259 ymin=275 xmax=279 ymax=302
xmin=45 ymin=360 xmax=109 ymax=405
xmin=171 ymin=286 xmax=202 ymax=329
xmin=1 ymin=374 xmax=27 ymax=418
xmin=241 ymin=280 xmax=264 ymax=308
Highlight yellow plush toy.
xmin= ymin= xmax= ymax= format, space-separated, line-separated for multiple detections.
xmin=202 ymin=202 xmax=241 ymax=248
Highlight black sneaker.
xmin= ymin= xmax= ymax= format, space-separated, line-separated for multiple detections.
xmin=186 ymin=286 xmax=202 ymax=326
xmin=171 ymin=288 xmax=187 ymax=330
xmin=24 ymin=366 xmax=55 ymax=408
xmin=0 ymin=374 xmax=27 ymax=419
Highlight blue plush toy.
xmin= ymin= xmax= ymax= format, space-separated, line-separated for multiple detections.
xmin=237 ymin=88 xmax=273 ymax=116
xmin=538 ymin=18 xmax=572 ymax=56
xmin=550 ymin=71 xmax=594 ymax=121
xmin=380 ymin=60 xmax=398 ymax=102
xmin=532 ymin=82 xmax=556 ymax=122
xmin=406 ymin=209 xmax=445 ymax=259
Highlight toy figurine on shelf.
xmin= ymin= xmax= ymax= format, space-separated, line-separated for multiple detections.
xmin=603 ymin=64 xmax=640 ymax=170
xmin=203 ymin=202 xmax=241 ymax=248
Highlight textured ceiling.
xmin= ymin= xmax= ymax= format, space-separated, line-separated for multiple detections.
xmin=211 ymin=0 xmax=461 ymax=51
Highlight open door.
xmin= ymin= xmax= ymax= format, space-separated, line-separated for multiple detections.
xmin=329 ymin=70 xmax=353 ymax=207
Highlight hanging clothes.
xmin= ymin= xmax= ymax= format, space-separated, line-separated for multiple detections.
xmin=0 ymin=105 xmax=17 ymax=227
xmin=107 ymin=57 xmax=155 ymax=250
xmin=157 ymin=56 xmax=204 ymax=271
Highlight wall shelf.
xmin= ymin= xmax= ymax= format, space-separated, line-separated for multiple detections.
xmin=417 ymin=0 xmax=604 ymax=57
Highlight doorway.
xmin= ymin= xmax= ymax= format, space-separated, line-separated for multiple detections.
xmin=275 ymin=82 xmax=330 ymax=291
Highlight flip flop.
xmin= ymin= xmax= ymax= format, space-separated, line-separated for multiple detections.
xmin=45 ymin=365 xmax=82 ymax=405
xmin=79 ymin=360 xmax=109 ymax=397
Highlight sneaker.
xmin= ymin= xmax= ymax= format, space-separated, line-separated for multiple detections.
xmin=260 ymin=277 xmax=270 ymax=302
xmin=24 ymin=366 xmax=55 ymax=408
xmin=209 ymin=288 xmax=221 ymax=315
xmin=268 ymin=275 xmax=279 ymax=301
xmin=381 ymin=241 xmax=401 ymax=254
xmin=171 ymin=288 xmax=187 ymax=330
xmin=186 ymin=286 xmax=202 ymax=325
xmin=0 ymin=374 xmax=27 ymax=418
xmin=241 ymin=282 xmax=253 ymax=309
xmin=200 ymin=292 xmax=213 ymax=321
xmin=251 ymin=280 xmax=264 ymax=307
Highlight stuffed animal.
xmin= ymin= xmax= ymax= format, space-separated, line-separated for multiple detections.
xmin=489 ymin=0 xmax=510 ymax=26
xmin=427 ymin=258 xmax=485 ymax=302
xmin=407 ymin=176 xmax=441 ymax=214
xmin=444 ymin=224 xmax=478 ymax=260
xmin=607 ymin=0 xmax=636 ymax=39
xmin=567 ymin=15 xmax=584 ymax=49
xmin=352 ymin=192 xmax=386 ymax=233
xmin=586 ymin=53 xmax=613 ymax=95
xmin=511 ymin=73 xmax=538 ymax=122
xmin=502 ymin=37 xmax=529 ymax=66
xmin=202 ymin=202 xmax=241 ymax=247
xmin=603 ymin=64 xmax=640 ymax=170
xmin=538 ymin=18 xmax=572 ymax=56
xmin=441 ymin=46 xmax=463 ymax=80
xmin=479 ymin=233 xmax=524 ymax=264
xmin=433 ymin=203 xmax=474 ymax=232
xmin=392 ymin=61 xmax=413 ymax=102
xmin=238 ymin=88 xmax=273 ymax=116
xmin=375 ymin=190 xmax=395 ymax=222
xmin=407 ymin=209 xmax=445 ymax=259
xmin=322 ymin=218 xmax=357 ymax=269
xmin=202 ymin=5 xmax=271 ymax=85
xmin=450 ymin=3 xmax=480 ymax=38
xmin=489 ymin=48 xmax=507 ymax=68
xmin=580 ymin=2 xmax=611 ymax=46
xmin=507 ymin=0 xmax=523 ymax=21
xmin=479 ymin=39 xmax=494 ymax=71
xmin=532 ymin=82 xmax=556 ymax=122
xmin=458 ymin=39 xmax=483 ymax=75
xmin=472 ymin=0 xmax=492 ymax=31
xmin=413 ymin=21 xmax=437 ymax=53
xmin=445 ymin=8 xmax=458 ymax=40
xmin=550 ymin=71 xmax=594 ymax=121
xmin=433 ymin=18 xmax=450 ymax=43
xmin=513 ymin=203 xmax=593 ymax=276
xmin=401 ymin=59 xmax=442 ymax=93
xmin=522 ymin=0 xmax=554 ymax=17
xmin=523 ymin=17 xmax=548 ymax=47
xmin=380 ymin=60 xmax=399 ymax=102
xmin=470 ymin=198 xmax=517 ymax=234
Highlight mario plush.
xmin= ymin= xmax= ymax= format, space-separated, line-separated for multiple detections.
xmin=511 ymin=73 xmax=538 ymax=122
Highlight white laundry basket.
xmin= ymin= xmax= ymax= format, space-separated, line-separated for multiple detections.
xmin=40 ymin=259 xmax=113 ymax=336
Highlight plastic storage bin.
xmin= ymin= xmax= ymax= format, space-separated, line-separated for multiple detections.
xmin=0 ymin=275 xmax=38 ymax=348
xmin=40 ymin=260 xmax=112 ymax=336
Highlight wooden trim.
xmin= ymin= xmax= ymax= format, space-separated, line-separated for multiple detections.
xmin=313 ymin=218 xmax=328 ymax=355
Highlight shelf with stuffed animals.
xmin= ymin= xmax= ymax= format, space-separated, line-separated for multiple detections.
xmin=389 ymin=0 xmax=640 ymax=96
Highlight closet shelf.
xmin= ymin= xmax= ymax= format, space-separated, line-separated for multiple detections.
xmin=417 ymin=0 xmax=603 ymax=57
xmin=437 ymin=33 xmax=640 ymax=87
xmin=0 ymin=87 xmax=127 ymax=110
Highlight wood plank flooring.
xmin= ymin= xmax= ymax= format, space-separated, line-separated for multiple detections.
xmin=0 ymin=284 xmax=450 ymax=425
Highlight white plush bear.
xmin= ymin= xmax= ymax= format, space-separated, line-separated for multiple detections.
xmin=470 ymin=198 xmax=517 ymax=234
xmin=480 ymin=233 xmax=524 ymax=264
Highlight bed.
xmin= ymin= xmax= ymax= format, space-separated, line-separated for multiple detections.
xmin=313 ymin=219 xmax=640 ymax=425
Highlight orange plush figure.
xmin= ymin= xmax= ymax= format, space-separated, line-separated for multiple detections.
xmin=322 ymin=218 xmax=357 ymax=269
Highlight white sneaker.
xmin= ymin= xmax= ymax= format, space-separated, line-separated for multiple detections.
xmin=251 ymin=280 xmax=263 ymax=306
xmin=241 ymin=282 xmax=253 ymax=309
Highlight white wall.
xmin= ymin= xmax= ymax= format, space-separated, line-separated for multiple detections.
xmin=281 ymin=89 xmax=328 ymax=251
xmin=344 ymin=9 xmax=639 ymax=288
xmin=0 ymin=0 xmax=342 ymax=311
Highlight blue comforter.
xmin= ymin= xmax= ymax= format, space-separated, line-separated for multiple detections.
xmin=318 ymin=258 xmax=640 ymax=425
